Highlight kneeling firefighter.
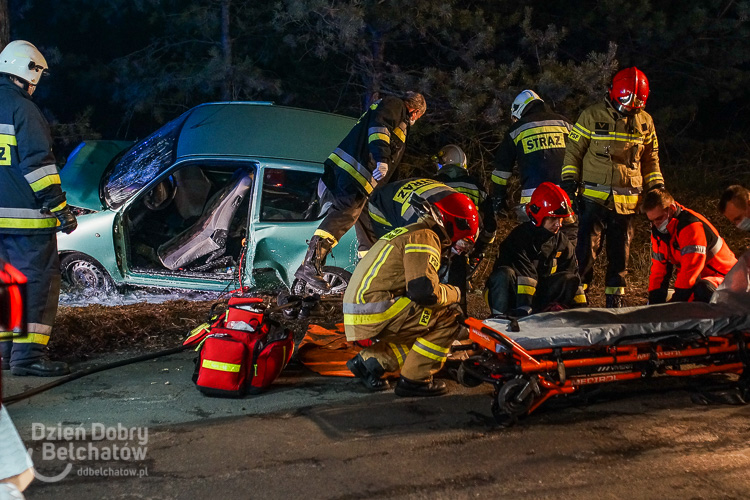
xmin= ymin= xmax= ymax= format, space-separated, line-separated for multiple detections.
xmin=344 ymin=192 xmax=479 ymax=397
xmin=485 ymin=183 xmax=586 ymax=316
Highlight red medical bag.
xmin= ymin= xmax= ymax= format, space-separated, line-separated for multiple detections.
xmin=189 ymin=297 xmax=294 ymax=397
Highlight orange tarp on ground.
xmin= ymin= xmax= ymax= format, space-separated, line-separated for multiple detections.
xmin=296 ymin=323 xmax=364 ymax=377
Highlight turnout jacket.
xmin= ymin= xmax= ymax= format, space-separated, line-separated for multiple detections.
xmin=324 ymin=95 xmax=409 ymax=196
xmin=562 ymin=99 xmax=663 ymax=214
xmin=343 ymin=220 xmax=460 ymax=341
xmin=492 ymin=222 xmax=585 ymax=313
xmin=649 ymin=204 xmax=737 ymax=303
xmin=0 ymin=78 xmax=66 ymax=234
xmin=492 ymin=101 xmax=572 ymax=206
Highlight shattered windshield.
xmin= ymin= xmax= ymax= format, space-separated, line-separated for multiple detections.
xmin=103 ymin=112 xmax=189 ymax=210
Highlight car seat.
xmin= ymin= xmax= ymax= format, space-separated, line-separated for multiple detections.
xmin=158 ymin=172 xmax=253 ymax=271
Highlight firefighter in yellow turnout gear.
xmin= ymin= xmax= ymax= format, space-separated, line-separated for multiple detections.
xmin=344 ymin=192 xmax=480 ymax=397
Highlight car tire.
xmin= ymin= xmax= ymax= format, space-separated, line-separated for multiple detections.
xmin=291 ymin=266 xmax=351 ymax=296
xmin=60 ymin=252 xmax=115 ymax=295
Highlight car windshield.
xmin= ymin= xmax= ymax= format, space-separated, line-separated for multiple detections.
xmin=102 ymin=112 xmax=189 ymax=210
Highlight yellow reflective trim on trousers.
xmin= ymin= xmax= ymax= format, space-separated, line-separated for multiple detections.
xmin=314 ymin=229 xmax=338 ymax=246
xmin=369 ymin=132 xmax=390 ymax=144
xmin=202 ymin=359 xmax=241 ymax=373
xmin=344 ymin=296 xmax=412 ymax=325
xmin=389 ymin=343 xmax=409 ymax=367
xmin=368 ymin=209 xmax=391 ymax=227
xmin=0 ymin=217 xmax=58 ymax=229
xmin=517 ymin=285 xmax=536 ymax=296
xmin=356 ymin=244 xmax=394 ymax=304
xmin=412 ymin=337 xmax=450 ymax=362
xmin=491 ymin=174 xmax=508 ymax=185
xmin=583 ymin=188 xmax=610 ymax=201
xmin=415 ymin=337 xmax=450 ymax=354
xmin=13 ymin=333 xmax=51 ymax=345
xmin=29 ymin=173 xmax=61 ymax=192
xmin=0 ymin=331 xmax=13 ymax=340
xmin=329 ymin=153 xmax=373 ymax=194
xmin=605 ymin=286 xmax=625 ymax=295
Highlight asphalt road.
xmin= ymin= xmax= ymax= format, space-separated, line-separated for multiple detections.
xmin=3 ymin=351 xmax=750 ymax=500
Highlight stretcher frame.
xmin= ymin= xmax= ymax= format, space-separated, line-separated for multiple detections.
xmin=459 ymin=316 xmax=750 ymax=425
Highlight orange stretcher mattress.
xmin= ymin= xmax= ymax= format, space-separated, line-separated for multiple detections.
xmin=296 ymin=323 xmax=362 ymax=377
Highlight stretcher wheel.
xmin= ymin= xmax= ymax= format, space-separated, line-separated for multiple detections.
xmin=491 ymin=377 xmax=538 ymax=426
xmin=457 ymin=362 xmax=483 ymax=388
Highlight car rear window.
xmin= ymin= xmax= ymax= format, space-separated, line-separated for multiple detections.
xmin=260 ymin=168 xmax=322 ymax=221
xmin=103 ymin=112 xmax=189 ymax=210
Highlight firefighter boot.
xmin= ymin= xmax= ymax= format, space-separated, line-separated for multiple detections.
xmin=294 ymin=235 xmax=333 ymax=292
xmin=394 ymin=376 xmax=448 ymax=397
xmin=346 ymin=353 xmax=390 ymax=391
xmin=605 ymin=294 xmax=624 ymax=308
xmin=10 ymin=346 xmax=70 ymax=377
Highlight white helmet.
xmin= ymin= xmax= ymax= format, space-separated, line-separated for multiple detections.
xmin=435 ymin=144 xmax=467 ymax=169
xmin=0 ymin=40 xmax=48 ymax=86
xmin=510 ymin=90 xmax=542 ymax=120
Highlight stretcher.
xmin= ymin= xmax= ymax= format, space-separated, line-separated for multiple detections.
xmin=458 ymin=289 xmax=750 ymax=425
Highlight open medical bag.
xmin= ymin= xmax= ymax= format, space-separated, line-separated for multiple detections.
xmin=184 ymin=296 xmax=294 ymax=397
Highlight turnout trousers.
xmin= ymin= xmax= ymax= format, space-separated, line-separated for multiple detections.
xmin=357 ymin=304 xmax=461 ymax=382
xmin=576 ymin=199 xmax=634 ymax=296
xmin=485 ymin=267 xmax=581 ymax=315
xmin=0 ymin=233 xmax=60 ymax=366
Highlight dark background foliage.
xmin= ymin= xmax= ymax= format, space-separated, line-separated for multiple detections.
xmin=3 ymin=0 xmax=750 ymax=190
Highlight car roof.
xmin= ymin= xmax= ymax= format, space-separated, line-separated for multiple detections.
xmin=175 ymin=102 xmax=356 ymax=163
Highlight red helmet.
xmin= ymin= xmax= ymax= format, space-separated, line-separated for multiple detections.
xmin=609 ymin=67 xmax=649 ymax=115
xmin=432 ymin=193 xmax=480 ymax=243
xmin=526 ymin=182 xmax=574 ymax=226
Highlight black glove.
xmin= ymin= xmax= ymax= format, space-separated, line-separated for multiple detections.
xmin=646 ymin=182 xmax=665 ymax=193
xmin=492 ymin=197 xmax=510 ymax=218
xmin=559 ymin=179 xmax=579 ymax=201
xmin=467 ymin=251 xmax=485 ymax=274
xmin=54 ymin=206 xmax=78 ymax=234
xmin=509 ymin=307 xmax=530 ymax=318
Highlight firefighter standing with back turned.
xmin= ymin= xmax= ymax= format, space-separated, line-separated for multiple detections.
xmin=344 ymin=193 xmax=479 ymax=397
xmin=0 ymin=41 xmax=76 ymax=376
xmin=492 ymin=90 xmax=573 ymax=229
xmin=561 ymin=67 xmax=665 ymax=307
xmin=294 ymin=92 xmax=426 ymax=291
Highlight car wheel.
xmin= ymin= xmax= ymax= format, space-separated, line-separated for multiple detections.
xmin=291 ymin=266 xmax=351 ymax=296
xmin=60 ymin=253 xmax=115 ymax=295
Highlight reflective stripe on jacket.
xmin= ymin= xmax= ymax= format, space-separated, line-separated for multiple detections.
xmin=324 ymin=95 xmax=409 ymax=195
xmin=492 ymin=222 xmax=583 ymax=313
xmin=0 ymin=78 xmax=63 ymax=234
xmin=562 ymin=99 xmax=662 ymax=214
xmin=649 ymin=205 xmax=737 ymax=302
xmin=343 ymin=221 xmax=460 ymax=341
xmin=492 ymin=101 xmax=572 ymax=205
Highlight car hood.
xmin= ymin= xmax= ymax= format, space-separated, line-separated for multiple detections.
xmin=60 ymin=140 xmax=134 ymax=211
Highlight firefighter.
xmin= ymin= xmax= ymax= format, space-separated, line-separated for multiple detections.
xmin=343 ymin=192 xmax=479 ymax=397
xmin=561 ymin=67 xmax=665 ymax=307
xmin=294 ymin=92 xmax=427 ymax=291
xmin=719 ymin=185 xmax=750 ymax=232
xmin=0 ymin=41 xmax=76 ymax=376
xmin=491 ymin=90 xmax=573 ymax=225
xmin=433 ymin=144 xmax=497 ymax=272
xmin=644 ymin=189 xmax=737 ymax=303
xmin=485 ymin=182 xmax=586 ymax=316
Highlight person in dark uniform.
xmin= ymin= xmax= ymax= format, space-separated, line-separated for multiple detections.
xmin=294 ymin=92 xmax=426 ymax=291
xmin=485 ymin=183 xmax=586 ymax=316
xmin=0 ymin=40 xmax=77 ymax=376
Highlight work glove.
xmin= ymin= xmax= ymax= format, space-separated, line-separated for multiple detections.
xmin=54 ymin=206 xmax=78 ymax=234
xmin=372 ymin=162 xmax=389 ymax=181
xmin=509 ymin=307 xmax=530 ymax=318
xmin=560 ymin=179 xmax=579 ymax=202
